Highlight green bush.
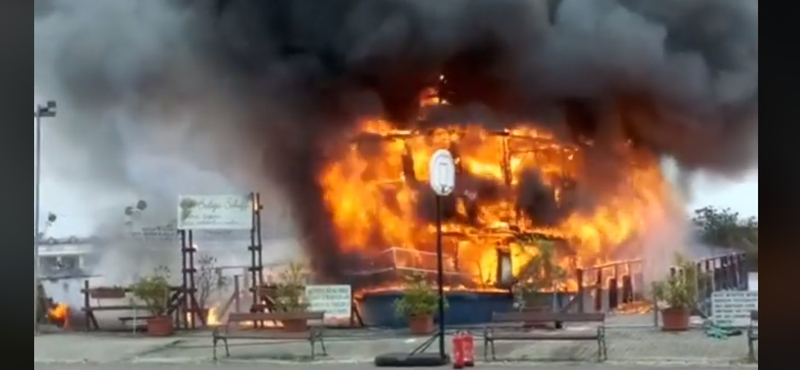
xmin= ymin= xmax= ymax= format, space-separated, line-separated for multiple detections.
xmin=275 ymin=262 xmax=310 ymax=313
xmin=131 ymin=266 xmax=172 ymax=317
xmin=394 ymin=272 xmax=447 ymax=318
xmin=651 ymin=254 xmax=698 ymax=310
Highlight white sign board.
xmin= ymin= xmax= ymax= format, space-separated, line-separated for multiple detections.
xmin=429 ymin=149 xmax=456 ymax=196
xmin=177 ymin=195 xmax=253 ymax=230
xmin=305 ymin=285 xmax=352 ymax=321
xmin=711 ymin=291 xmax=758 ymax=327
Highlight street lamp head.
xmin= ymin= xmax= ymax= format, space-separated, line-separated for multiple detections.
xmin=35 ymin=101 xmax=57 ymax=117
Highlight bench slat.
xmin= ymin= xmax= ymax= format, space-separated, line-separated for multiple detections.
xmin=488 ymin=331 xmax=599 ymax=340
xmin=82 ymin=306 xmax=150 ymax=311
xmin=492 ymin=312 xmax=605 ymax=323
xmin=217 ymin=330 xmax=313 ymax=340
xmin=228 ymin=312 xmax=324 ymax=322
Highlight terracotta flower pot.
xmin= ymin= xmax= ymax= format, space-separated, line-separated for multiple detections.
xmin=282 ymin=318 xmax=308 ymax=333
xmin=661 ymin=307 xmax=690 ymax=332
xmin=146 ymin=316 xmax=174 ymax=337
xmin=408 ymin=315 xmax=434 ymax=335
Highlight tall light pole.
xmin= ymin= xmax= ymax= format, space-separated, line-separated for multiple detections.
xmin=34 ymin=100 xmax=56 ymax=334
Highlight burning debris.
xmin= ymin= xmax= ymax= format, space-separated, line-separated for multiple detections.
xmin=35 ymin=0 xmax=757 ymax=290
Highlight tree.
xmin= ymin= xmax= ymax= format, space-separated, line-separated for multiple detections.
xmin=511 ymin=235 xmax=568 ymax=310
xmin=196 ymin=254 xmax=228 ymax=310
xmin=692 ymin=206 xmax=758 ymax=271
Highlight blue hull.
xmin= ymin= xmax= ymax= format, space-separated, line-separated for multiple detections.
xmin=357 ymin=290 xmax=515 ymax=328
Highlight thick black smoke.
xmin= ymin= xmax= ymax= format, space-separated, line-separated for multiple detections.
xmin=35 ymin=0 xmax=757 ymax=281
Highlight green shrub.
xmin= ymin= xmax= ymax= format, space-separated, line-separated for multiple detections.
xmin=131 ymin=266 xmax=172 ymax=317
xmin=651 ymin=254 xmax=698 ymax=310
xmin=394 ymin=272 xmax=447 ymax=318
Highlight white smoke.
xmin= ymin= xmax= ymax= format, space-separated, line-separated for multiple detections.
xmin=35 ymin=0 xmax=300 ymax=289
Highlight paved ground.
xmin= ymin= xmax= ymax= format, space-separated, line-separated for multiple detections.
xmin=34 ymin=314 xmax=757 ymax=366
xmin=34 ymin=364 xmax=756 ymax=370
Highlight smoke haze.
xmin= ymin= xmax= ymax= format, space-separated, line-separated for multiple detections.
xmin=35 ymin=0 xmax=757 ymax=280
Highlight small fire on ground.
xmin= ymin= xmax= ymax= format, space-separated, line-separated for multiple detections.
xmin=614 ymin=301 xmax=653 ymax=315
xmin=203 ymin=305 xmax=282 ymax=328
xmin=47 ymin=303 xmax=69 ymax=327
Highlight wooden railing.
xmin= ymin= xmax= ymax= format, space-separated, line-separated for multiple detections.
xmin=565 ymin=259 xmax=644 ymax=313
xmin=561 ymin=252 xmax=748 ymax=315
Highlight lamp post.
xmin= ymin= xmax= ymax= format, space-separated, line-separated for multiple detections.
xmin=34 ymin=100 xmax=56 ymax=334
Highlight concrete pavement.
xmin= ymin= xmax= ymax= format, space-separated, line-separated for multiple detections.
xmin=34 ymin=314 xmax=758 ymax=366
xmin=34 ymin=364 xmax=757 ymax=370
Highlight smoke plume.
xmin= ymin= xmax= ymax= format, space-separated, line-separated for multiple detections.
xmin=35 ymin=0 xmax=758 ymax=281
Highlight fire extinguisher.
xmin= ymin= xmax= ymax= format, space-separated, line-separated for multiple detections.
xmin=452 ymin=331 xmax=465 ymax=369
xmin=463 ymin=330 xmax=475 ymax=367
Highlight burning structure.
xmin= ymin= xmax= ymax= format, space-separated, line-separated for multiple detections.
xmin=324 ymin=81 xmax=673 ymax=293
xmin=35 ymin=0 xmax=757 ymax=305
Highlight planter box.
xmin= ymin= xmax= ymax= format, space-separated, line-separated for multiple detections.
xmin=661 ymin=308 xmax=690 ymax=332
xmin=358 ymin=290 xmax=513 ymax=328
xmin=90 ymin=288 xmax=127 ymax=299
xmin=408 ymin=315 xmax=434 ymax=335
xmin=147 ymin=316 xmax=175 ymax=336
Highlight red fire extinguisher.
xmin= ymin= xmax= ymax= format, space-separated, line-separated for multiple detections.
xmin=463 ymin=331 xmax=475 ymax=367
xmin=452 ymin=331 xmax=465 ymax=369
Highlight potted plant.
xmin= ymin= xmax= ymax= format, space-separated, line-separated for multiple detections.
xmin=394 ymin=272 xmax=447 ymax=335
xmin=274 ymin=262 xmax=312 ymax=332
xmin=131 ymin=266 xmax=174 ymax=336
xmin=652 ymin=254 xmax=698 ymax=332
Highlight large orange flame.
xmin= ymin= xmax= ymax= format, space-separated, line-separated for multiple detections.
xmin=319 ymin=82 xmax=673 ymax=291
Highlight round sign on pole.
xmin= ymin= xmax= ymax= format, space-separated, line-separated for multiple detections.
xmin=429 ymin=149 xmax=456 ymax=196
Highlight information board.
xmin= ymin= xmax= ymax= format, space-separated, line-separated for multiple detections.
xmin=711 ymin=290 xmax=758 ymax=327
xmin=177 ymin=195 xmax=253 ymax=230
xmin=305 ymin=285 xmax=352 ymax=321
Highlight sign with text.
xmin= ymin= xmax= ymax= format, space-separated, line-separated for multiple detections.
xmin=711 ymin=290 xmax=758 ymax=327
xmin=305 ymin=285 xmax=352 ymax=321
xmin=177 ymin=195 xmax=253 ymax=230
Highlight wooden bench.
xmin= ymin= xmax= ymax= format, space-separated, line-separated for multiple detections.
xmin=212 ymin=312 xmax=326 ymax=360
xmin=747 ymin=310 xmax=758 ymax=362
xmin=81 ymin=281 xmax=184 ymax=330
xmin=484 ymin=312 xmax=607 ymax=362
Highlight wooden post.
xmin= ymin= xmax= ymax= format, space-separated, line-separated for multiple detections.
xmin=594 ymin=269 xmax=602 ymax=312
xmin=652 ymin=292 xmax=659 ymax=328
xmin=740 ymin=253 xmax=749 ymax=290
xmin=234 ymin=275 xmax=241 ymax=314
xmin=720 ymin=256 xmax=729 ymax=290
xmin=83 ymin=280 xmax=91 ymax=331
xmin=180 ymin=230 xmax=188 ymax=329
xmin=621 ymin=275 xmax=633 ymax=304
xmin=576 ymin=268 xmax=584 ymax=314
xmin=705 ymin=259 xmax=714 ymax=294
xmin=608 ymin=277 xmax=618 ymax=310
xmin=695 ymin=262 xmax=704 ymax=310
